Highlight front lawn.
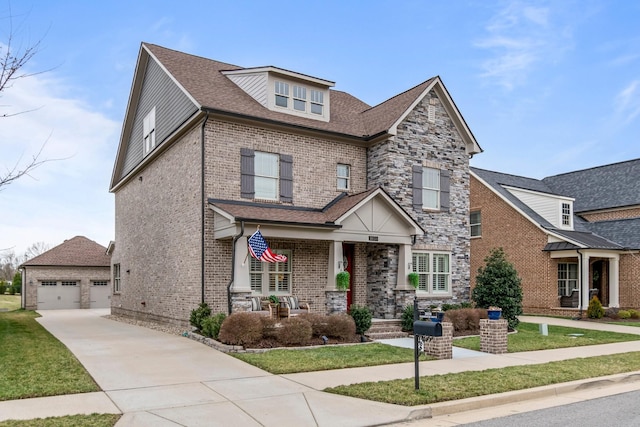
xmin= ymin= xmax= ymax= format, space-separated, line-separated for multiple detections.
xmin=326 ymin=352 xmax=640 ymax=406
xmin=453 ymin=322 xmax=640 ymax=352
xmin=0 ymin=414 xmax=120 ymax=427
xmin=0 ymin=295 xmax=20 ymax=311
xmin=232 ymin=343 xmax=426 ymax=374
xmin=0 ymin=311 xmax=100 ymax=401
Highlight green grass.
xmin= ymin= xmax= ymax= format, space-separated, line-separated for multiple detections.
xmin=0 ymin=295 xmax=21 ymax=311
xmin=232 ymin=343 xmax=428 ymax=374
xmin=607 ymin=321 xmax=640 ymax=327
xmin=0 ymin=414 xmax=120 ymax=427
xmin=453 ymin=322 xmax=640 ymax=352
xmin=0 ymin=311 xmax=100 ymax=401
xmin=326 ymin=352 xmax=640 ymax=406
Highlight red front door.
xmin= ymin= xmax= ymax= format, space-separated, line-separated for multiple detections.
xmin=343 ymin=243 xmax=354 ymax=311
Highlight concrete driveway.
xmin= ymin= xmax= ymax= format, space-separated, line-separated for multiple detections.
xmin=36 ymin=309 xmax=415 ymax=426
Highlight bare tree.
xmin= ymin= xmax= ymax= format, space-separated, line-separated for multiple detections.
xmin=1 ymin=2 xmax=52 ymax=190
xmin=23 ymin=241 xmax=50 ymax=261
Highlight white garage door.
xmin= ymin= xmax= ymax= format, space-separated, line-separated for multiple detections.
xmin=37 ymin=281 xmax=81 ymax=310
xmin=90 ymin=281 xmax=111 ymax=308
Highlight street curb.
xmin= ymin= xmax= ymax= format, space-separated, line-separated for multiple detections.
xmin=403 ymin=370 xmax=640 ymax=421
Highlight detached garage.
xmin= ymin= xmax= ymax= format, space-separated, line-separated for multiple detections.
xmin=21 ymin=236 xmax=111 ymax=310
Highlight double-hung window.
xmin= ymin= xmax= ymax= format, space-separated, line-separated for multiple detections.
xmin=143 ymin=107 xmax=156 ymax=156
xmin=412 ymin=165 xmax=450 ymax=211
xmin=293 ymin=85 xmax=306 ymax=111
xmin=470 ymin=211 xmax=482 ymax=237
xmin=250 ymin=249 xmax=291 ymax=295
xmin=275 ymin=81 xmax=289 ymax=107
xmin=561 ymin=203 xmax=572 ymax=227
xmin=254 ymin=152 xmax=279 ymax=200
xmin=412 ymin=252 xmax=451 ymax=294
xmin=240 ymin=149 xmax=293 ymax=203
xmin=337 ymin=164 xmax=350 ymax=191
xmin=558 ymin=263 xmax=577 ymax=296
xmin=310 ymin=89 xmax=323 ymax=114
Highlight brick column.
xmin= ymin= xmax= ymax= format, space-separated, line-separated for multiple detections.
xmin=423 ymin=321 xmax=453 ymax=359
xmin=480 ymin=318 xmax=508 ymax=354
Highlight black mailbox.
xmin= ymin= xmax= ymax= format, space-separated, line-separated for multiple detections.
xmin=413 ymin=320 xmax=443 ymax=337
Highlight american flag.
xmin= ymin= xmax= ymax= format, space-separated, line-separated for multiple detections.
xmin=248 ymin=230 xmax=288 ymax=263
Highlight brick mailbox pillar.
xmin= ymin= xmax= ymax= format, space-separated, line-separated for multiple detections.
xmin=423 ymin=322 xmax=453 ymax=359
xmin=480 ymin=318 xmax=508 ymax=354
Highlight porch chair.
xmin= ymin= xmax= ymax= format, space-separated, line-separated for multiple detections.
xmin=248 ymin=296 xmax=278 ymax=318
xmin=560 ymin=289 xmax=579 ymax=308
xmin=278 ymin=296 xmax=310 ymax=318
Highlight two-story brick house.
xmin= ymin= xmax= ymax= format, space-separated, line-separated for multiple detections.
xmin=109 ymin=43 xmax=482 ymax=325
xmin=470 ymin=159 xmax=640 ymax=316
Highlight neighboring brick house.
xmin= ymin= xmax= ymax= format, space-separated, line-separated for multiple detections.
xmin=20 ymin=236 xmax=111 ymax=310
xmin=470 ymin=159 xmax=640 ymax=315
xmin=109 ymin=43 xmax=482 ymax=325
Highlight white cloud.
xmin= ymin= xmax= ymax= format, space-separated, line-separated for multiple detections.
xmin=475 ymin=1 xmax=573 ymax=90
xmin=614 ymin=80 xmax=640 ymax=124
xmin=0 ymin=70 xmax=119 ymax=255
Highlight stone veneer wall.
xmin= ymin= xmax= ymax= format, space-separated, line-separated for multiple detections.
xmin=367 ymin=244 xmax=399 ymax=319
xmin=367 ymin=90 xmax=472 ymax=312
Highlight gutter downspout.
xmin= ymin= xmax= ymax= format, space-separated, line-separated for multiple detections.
xmin=201 ymin=113 xmax=209 ymax=304
xmin=227 ymin=221 xmax=245 ymax=315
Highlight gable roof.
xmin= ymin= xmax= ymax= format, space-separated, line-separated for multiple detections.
xmin=21 ymin=236 xmax=110 ymax=267
xmin=542 ymin=158 xmax=640 ymax=213
xmin=209 ymin=187 xmax=424 ymax=235
xmin=472 ymin=165 xmax=638 ymax=251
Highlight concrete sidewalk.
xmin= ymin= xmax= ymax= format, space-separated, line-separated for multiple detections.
xmin=2 ymin=311 xmax=640 ymax=426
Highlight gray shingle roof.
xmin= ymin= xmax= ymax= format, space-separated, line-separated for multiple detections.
xmin=21 ymin=236 xmax=110 ymax=267
xmin=542 ymin=158 xmax=640 ymax=213
xmin=582 ymin=218 xmax=640 ymax=250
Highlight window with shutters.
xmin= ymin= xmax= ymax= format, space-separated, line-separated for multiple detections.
xmin=412 ymin=165 xmax=450 ymax=212
xmin=240 ymin=149 xmax=293 ymax=203
xmin=412 ymin=252 xmax=451 ymax=295
xmin=250 ymin=249 xmax=292 ymax=295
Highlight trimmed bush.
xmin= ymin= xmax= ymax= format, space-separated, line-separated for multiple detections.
xmin=325 ymin=313 xmax=356 ymax=340
xmin=277 ymin=317 xmax=313 ymax=346
xmin=630 ymin=309 xmax=640 ymax=319
xmin=189 ymin=303 xmax=212 ymax=331
xmin=618 ymin=310 xmax=631 ymax=319
xmin=401 ymin=304 xmax=414 ymax=332
xmin=218 ymin=312 xmax=263 ymax=346
xmin=349 ymin=305 xmax=372 ymax=335
xmin=201 ymin=313 xmax=226 ymax=339
xmin=259 ymin=316 xmax=279 ymax=339
xmin=587 ymin=296 xmax=605 ymax=319
xmin=298 ymin=312 xmax=330 ymax=337
xmin=443 ymin=308 xmax=486 ymax=333
xmin=0 ymin=282 xmax=6 ymax=295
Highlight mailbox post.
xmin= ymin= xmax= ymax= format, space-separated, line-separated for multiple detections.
xmin=413 ymin=299 xmax=443 ymax=390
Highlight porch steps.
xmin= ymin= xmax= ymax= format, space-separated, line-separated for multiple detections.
xmin=365 ymin=319 xmax=408 ymax=340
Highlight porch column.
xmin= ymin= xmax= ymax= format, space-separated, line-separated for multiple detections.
xmin=396 ymin=243 xmax=412 ymax=289
xmin=609 ymin=255 xmax=620 ymax=308
xmin=326 ymin=241 xmax=343 ymax=290
xmin=580 ymin=253 xmax=590 ymax=309
xmin=233 ymin=236 xmax=251 ymax=291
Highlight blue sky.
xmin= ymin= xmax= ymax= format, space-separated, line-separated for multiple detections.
xmin=1 ymin=0 xmax=639 ymax=256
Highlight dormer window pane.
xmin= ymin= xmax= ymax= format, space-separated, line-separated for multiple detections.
xmin=275 ymin=81 xmax=289 ymax=107
xmin=293 ymin=86 xmax=306 ymax=111
xmin=311 ymin=89 xmax=323 ymax=115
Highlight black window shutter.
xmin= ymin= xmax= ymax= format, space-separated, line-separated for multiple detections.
xmin=412 ymin=165 xmax=423 ymax=210
xmin=280 ymin=154 xmax=293 ymax=203
xmin=440 ymin=169 xmax=450 ymax=212
xmin=240 ymin=148 xmax=255 ymax=199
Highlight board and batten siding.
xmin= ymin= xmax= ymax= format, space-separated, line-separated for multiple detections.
xmin=226 ymin=72 xmax=268 ymax=107
xmin=120 ymin=58 xmax=199 ymax=180
xmin=506 ymin=187 xmax=573 ymax=229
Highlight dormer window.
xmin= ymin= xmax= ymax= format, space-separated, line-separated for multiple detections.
xmin=561 ymin=202 xmax=572 ymax=227
xmin=275 ymin=82 xmax=289 ymax=107
xmin=311 ymin=90 xmax=323 ymax=115
xmin=293 ymin=85 xmax=306 ymax=111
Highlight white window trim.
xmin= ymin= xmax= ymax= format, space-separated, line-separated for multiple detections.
xmin=113 ymin=264 xmax=121 ymax=294
xmin=560 ymin=202 xmax=573 ymax=228
xmin=250 ymin=249 xmax=292 ymax=295
xmin=337 ymin=163 xmax=350 ymax=191
xmin=470 ymin=210 xmax=482 ymax=238
xmin=412 ymin=251 xmax=452 ymax=296
xmin=254 ymin=151 xmax=279 ymax=201
xmin=422 ymin=167 xmax=440 ymax=210
xmin=558 ymin=262 xmax=578 ymax=296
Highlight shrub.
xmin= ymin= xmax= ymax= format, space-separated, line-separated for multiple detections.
xmin=472 ymin=247 xmax=523 ymax=329
xmin=587 ymin=296 xmax=605 ymax=319
xmin=325 ymin=313 xmax=356 ymax=340
xmin=201 ymin=313 xmax=226 ymax=339
xmin=298 ymin=312 xmax=330 ymax=337
xmin=441 ymin=302 xmax=473 ymax=311
xmin=0 ymin=282 xmax=6 ymax=295
xmin=349 ymin=305 xmax=372 ymax=335
xmin=443 ymin=308 xmax=486 ymax=333
xmin=401 ymin=304 xmax=414 ymax=332
xmin=618 ymin=310 xmax=631 ymax=319
xmin=12 ymin=272 xmax=21 ymax=294
xmin=218 ymin=312 xmax=263 ymax=346
xmin=259 ymin=316 xmax=279 ymax=338
xmin=189 ymin=302 xmax=212 ymax=331
xmin=277 ymin=317 xmax=313 ymax=346
xmin=8 ymin=286 xmax=15 ymax=295
xmin=630 ymin=309 xmax=640 ymax=319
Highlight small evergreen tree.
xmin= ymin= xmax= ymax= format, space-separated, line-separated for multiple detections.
xmin=472 ymin=248 xmax=523 ymax=329
xmin=587 ymin=296 xmax=605 ymax=319
xmin=12 ymin=271 xmax=21 ymax=294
